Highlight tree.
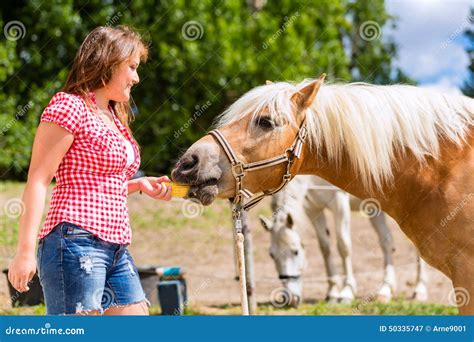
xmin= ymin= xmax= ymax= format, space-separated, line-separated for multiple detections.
xmin=347 ymin=0 xmax=414 ymax=84
xmin=462 ymin=8 xmax=473 ymax=97
xmin=1 ymin=0 xmax=86 ymax=178
xmin=1 ymin=0 xmax=411 ymax=179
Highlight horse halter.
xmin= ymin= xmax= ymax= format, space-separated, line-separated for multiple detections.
xmin=279 ymin=274 xmax=301 ymax=281
xmin=208 ymin=117 xmax=308 ymax=213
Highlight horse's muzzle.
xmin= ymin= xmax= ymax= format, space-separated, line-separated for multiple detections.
xmin=171 ymin=151 xmax=221 ymax=205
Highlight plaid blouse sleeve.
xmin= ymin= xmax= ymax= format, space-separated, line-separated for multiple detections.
xmin=40 ymin=92 xmax=84 ymax=134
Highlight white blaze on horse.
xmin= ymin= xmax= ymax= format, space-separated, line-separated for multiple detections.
xmin=172 ymin=75 xmax=474 ymax=314
xmin=259 ymin=175 xmax=429 ymax=306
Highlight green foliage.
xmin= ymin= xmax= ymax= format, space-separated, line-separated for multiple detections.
xmin=0 ymin=299 xmax=458 ymax=315
xmin=1 ymin=1 xmax=85 ymax=178
xmin=1 ymin=0 xmax=411 ymax=179
xmin=347 ymin=0 xmax=413 ymax=84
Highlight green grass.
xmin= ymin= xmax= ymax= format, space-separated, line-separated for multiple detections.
xmin=185 ymin=299 xmax=457 ymax=315
xmin=0 ymin=299 xmax=457 ymax=316
xmin=0 ymin=182 xmax=22 ymax=247
xmin=0 ymin=304 xmax=46 ymax=315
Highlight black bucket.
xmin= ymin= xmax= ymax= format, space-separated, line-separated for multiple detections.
xmin=2 ymin=269 xmax=44 ymax=307
xmin=137 ymin=266 xmax=186 ymax=312
xmin=158 ymin=279 xmax=187 ymax=315
xmin=137 ymin=266 xmax=161 ymax=306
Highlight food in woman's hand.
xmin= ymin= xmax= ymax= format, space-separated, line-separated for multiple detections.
xmin=162 ymin=181 xmax=190 ymax=198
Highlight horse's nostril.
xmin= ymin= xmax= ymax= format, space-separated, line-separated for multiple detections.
xmin=180 ymin=154 xmax=199 ymax=171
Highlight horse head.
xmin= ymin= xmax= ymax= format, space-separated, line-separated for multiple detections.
xmin=171 ymin=75 xmax=325 ymax=205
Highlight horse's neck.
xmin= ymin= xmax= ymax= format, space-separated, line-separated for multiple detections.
xmin=297 ymin=129 xmax=474 ymax=224
xmin=297 ymin=146 xmax=374 ymax=201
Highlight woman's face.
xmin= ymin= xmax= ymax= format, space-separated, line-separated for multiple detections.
xmin=105 ymin=52 xmax=141 ymax=102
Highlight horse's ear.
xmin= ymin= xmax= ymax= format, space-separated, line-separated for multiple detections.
xmin=265 ymin=80 xmax=273 ymax=85
xmin=291 ymin=73 xmax=326 ymax=110
xmin=259 ymin=215 xmax=273 ymax=231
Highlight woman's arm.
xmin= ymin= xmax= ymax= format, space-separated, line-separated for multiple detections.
xmin=127 ymin=178 xmax=141 ymax=194
xmin=8 ymin=122 xmax=73 ymax=292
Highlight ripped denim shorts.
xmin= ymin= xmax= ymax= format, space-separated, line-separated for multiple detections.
xmin=37 ymin=222 xmax=148 ymax=315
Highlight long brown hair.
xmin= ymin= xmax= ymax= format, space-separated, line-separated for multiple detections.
xmin=63 ymin=25 xmax=148 ymax=135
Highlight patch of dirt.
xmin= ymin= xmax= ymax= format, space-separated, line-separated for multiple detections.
xmin=0 ymin=184 xmax=453 ymax=313
xmin=128 ymin=197 xmax=453 ymax=310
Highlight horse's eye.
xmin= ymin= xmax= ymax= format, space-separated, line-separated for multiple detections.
xmin=255 ymin=117 xmax=275 ymax=130
xmin=293 ymin=250 xmax=299 ymax=256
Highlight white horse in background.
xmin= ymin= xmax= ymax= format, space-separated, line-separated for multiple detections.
xmin=259 ymin=175 xmax=429 ymax=306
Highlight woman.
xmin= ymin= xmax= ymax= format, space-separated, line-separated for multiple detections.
xmin=8 ymin=26 xmax=171 ymax=315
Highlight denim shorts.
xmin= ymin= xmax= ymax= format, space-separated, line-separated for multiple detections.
xmin=37 ymin=222 xmax=148 ymax=315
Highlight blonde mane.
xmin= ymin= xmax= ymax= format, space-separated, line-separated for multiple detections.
xmin=215 ymin=80 xmax=474 ymax=191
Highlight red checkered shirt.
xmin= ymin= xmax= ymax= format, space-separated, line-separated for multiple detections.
xmin=38 ymin=92 xmax=141 ymax=244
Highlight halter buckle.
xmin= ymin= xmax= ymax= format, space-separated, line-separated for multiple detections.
xmin=232 ymin=206 xmax=242 ymax=220
xmin=298 ymin=126 xmax=307 ymax=141
xmin=232 ymin=163 xmax=245 ymax=178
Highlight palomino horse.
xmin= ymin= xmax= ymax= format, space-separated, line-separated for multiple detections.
xmin=172 ymin=76 xmax=474 ymax=314
xmin=259 ymin=175 xmax=429 ymax=306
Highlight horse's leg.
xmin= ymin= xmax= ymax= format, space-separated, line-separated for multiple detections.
xmin=332 ymin=192 xmax=356 ymax=304
xmin=412 ymin=254 xmax=428 ymax=302
xmin=452 ymin=269 xmax=474 ymax=314
xmin=307 ymin=208 xmax=340 ymax=304
xmin=449 ymin=247 xmax=474 ymax=315
xmin=454 ymin=283 xmax=474 ymax=315
xmin=369 ymin=213 xmax=397 ymax=303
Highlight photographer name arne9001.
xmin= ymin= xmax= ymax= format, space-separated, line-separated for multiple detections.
xmin=379 ymin=325 xmax=467 ymax=333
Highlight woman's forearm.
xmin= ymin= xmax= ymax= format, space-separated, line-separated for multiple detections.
xmin=16 ymin=181 xmax=48 ymax=256
xmin=127 ymin=178 xmax=142 ymax=194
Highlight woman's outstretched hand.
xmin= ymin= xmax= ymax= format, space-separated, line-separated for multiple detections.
xmin=138 ymin=176 xmax=172 ymax=201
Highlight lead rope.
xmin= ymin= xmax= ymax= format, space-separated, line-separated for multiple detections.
xmin=232 ymin=204 xmax=249 ymax=315
xmin=208 ymin=118 xmax=307 ymax=316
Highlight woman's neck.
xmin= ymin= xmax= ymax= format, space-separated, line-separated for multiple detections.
xmin=93 ymin=89 xmax=110 ymax=112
